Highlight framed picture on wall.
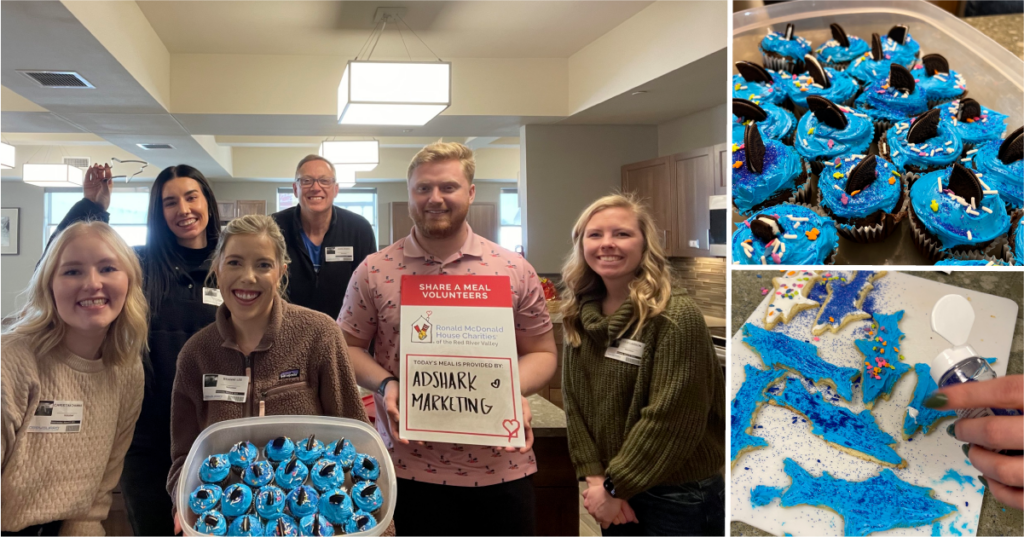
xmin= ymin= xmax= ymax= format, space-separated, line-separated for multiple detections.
xmin=1 ymin=207 xmax=20 ymax=255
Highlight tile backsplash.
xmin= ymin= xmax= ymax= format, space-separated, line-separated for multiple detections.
xmin=670 ymin=257 xmax=726 ymax=319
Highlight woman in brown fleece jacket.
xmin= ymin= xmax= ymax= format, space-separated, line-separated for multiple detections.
xmin=165 ymin=215 xmax=392 ymax=533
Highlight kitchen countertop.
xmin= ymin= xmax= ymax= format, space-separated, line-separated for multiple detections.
xmin=529 ymin=393 xmax=567 ymax=437
xmin=965 ymin=14 xmax=1024 ymax=60
xmin=730 ymin=270 xmax=1023 ymax=537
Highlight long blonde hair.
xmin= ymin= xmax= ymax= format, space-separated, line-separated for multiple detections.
xmin=207 ymin=214 xmax=292 ymax=296
xmin=560 ymin=193 xmax=673 ymax=347
xmin=2 ymin=221 xmax=149 ymax=367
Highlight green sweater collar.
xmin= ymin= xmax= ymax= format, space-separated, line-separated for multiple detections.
xmin=579 ymin=294 xmax=636 ymax=345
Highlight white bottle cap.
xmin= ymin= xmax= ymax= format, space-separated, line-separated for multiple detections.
xmin=930 ymin=294 xmax=979 ymax=384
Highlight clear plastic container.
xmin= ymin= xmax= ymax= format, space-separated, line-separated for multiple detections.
xmin=177 ymin=416 xmax=396 ymax=536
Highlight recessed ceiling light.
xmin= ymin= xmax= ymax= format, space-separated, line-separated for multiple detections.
xmin=631 ymin=91 xmax=648 ymax=96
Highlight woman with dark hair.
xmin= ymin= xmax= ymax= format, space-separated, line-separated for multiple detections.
xmin=47 ymin=163 xmax=222 ymax=535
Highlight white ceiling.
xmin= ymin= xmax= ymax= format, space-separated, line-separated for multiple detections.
xmin=136 ymin=1 xmax=654 ymax=58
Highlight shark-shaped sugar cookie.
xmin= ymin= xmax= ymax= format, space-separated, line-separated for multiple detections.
xmin=812 ymin=271 xmax=886 ymax=336
xmin=854 ymin=310 xmax=911 ymax=409
xmin=731 ymin=365 xmax=788 ymax=468
xmin=743 ymin=323 xmax=860 ymax=401
xmin=903 ymin=363 xmax=957 ymax=439
xmin=764 ymin=270 xmax=820 ymax=330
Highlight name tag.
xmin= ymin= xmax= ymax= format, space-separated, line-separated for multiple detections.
xmin=604 ymin=339 xmax=645 ymax=366
xmin=28 ymin=400 xmax=83 ymax=433
xmin=203 ymin=374 xmax=250 ymax=403
xmin=325 ymin=246 xmax=354 ymax=262
xmin=202 ymin=287 xmax=224 ymax=307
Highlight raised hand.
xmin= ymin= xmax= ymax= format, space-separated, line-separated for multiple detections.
xmin=83 ymin=163 xmax=113 ymax=210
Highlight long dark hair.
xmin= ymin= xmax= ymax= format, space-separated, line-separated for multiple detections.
xmin=144 ymin=165 xmax=221 ymax=307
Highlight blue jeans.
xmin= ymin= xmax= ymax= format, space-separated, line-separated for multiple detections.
xmin=602 ymin=474 xmax=725 ymax=537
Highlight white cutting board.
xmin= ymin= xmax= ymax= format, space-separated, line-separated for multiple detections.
xmin=730 ymin=271 xmax=1018 ymax=537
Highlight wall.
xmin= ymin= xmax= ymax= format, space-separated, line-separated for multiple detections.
xmin=520 ymin=124 xmax=658 ymax=273
xmin=670 ymin=257 xmax=726 ymax=319
xmin=657 ymin=103 xmax=728 ymax=156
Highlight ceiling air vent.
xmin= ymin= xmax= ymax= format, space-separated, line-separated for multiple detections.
xmin=19 ymin=70 xmax=94 ymax=89
xmin=137 ymin=143 xmax=174 ymax=150
xmin=63 ymin=157 xmax=91 ymax=169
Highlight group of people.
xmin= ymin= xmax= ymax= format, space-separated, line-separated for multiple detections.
xmin=1 ymin=139 xmax=1021 ymax=537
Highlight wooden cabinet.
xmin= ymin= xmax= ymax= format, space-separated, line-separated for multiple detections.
xmin=621 ymin=157 xmax=674 ymax=252
xmin=389 ymin=202 xmax=499 ymax=244
xmin=236 ymin=200 xmax=266 ymax=217
xmin=712 ymin=142 xmax=729 ymax=196
xmin=389 ymin=202 xmax=413 ymax=244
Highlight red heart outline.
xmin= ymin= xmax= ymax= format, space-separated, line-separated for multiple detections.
xmin=502 ymin=419 xmax=520 ymax=442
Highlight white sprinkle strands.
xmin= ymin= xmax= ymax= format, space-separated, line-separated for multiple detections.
xmin=761 ymin=255 xmax=767 ymax=265
xmin=937 ymin=177 xmax=943 ymax=192
xmin=967 ymin=149 xmax=978 ymax=155
xmin=970 ymin=197 xmax=976 ymax=209
xmin=966 ymin=208 xmax=979 ymax=216
xmin=967 ymin=231 xmax=973 ymax=240
xmin=784 ymin=233 xmax=798 ymax=239
xmin=982 ymin=207 xmax=993 ymax=214
xmin=983 ymin=190 xmax=998 ymax=195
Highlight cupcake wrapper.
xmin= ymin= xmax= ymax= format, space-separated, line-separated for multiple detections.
xmin=816 ymin=172 xmax=910 ymax=244
xmin=942 ymin=250 xmax=1007 ymax=265
xmin=908 ymin=206 xmax=994 ymax=263
xmin=761 ymin=51 xmax=805 ymax=74
xmin=871 ymin=118 xmax=895 ymax=145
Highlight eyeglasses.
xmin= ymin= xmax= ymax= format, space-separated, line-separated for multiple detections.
xmin=296 ymin=177 xmax=337 ymax=188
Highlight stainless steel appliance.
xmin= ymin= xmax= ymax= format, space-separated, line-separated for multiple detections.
xmin=709 ymin=194 xmax=728 ymax=257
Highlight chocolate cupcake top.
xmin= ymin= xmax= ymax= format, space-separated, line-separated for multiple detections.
xmin=794 ymin=97 xmax=874 ymax=161
xmin=884 ymin=109 xmax=964 ymax=172
xmin=819 ymin=154 xmax=903 ymax=223
xmin=815 ymin=23 xmax=870 ymax=64
xmin=732 ymin=204 xmax=839 ymax=265
xmin=854 ymin=64 xmax=928 ymax=122
xmin=910 ymin=164 xmax=1011 ymax=249
xmin=941 ymin=99 xmax=1009 ymax=147
xmin=760 ymin=24 xmax=813 ymax=61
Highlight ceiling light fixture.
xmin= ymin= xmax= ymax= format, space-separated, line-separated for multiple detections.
xmin=0 ymin=142 xmax=14 ymax=170
xmin=338 ymin=13 xmax=451 ymax=126
xmin=319 ymin=140 xmax=379 ymax=171
xmin=23 ymin=163 xmax=84 ymax=187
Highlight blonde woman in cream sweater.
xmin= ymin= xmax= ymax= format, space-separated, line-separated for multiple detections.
xmin=2 ymin=221 xmax=148 ymax=536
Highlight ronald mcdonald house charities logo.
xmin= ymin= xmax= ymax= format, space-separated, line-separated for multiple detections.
xmin=411 ymin=311 xmax=433 ymax=343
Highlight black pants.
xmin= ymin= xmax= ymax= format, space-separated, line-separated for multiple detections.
xmin=602 ymin=475 xmax=725 ymax=537
xmin=393 ymin=476 xmax=536 ymax=536
xmin=1 ymin=521 xmax=62 ymax=536
xmin=118 ymin=448 xmax=176 ymax=536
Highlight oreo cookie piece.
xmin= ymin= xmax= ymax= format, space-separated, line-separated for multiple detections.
xmin=750 ymin=215 xmax=783 ymax=243
xmin=311 ymin=517 xmax=323 ymax=536
xmin=240 ymin=517 xmax=251 ymax=532
xmin=205 ymin=514 xmax=220 ymax=527
xmin=957 ymin=98 xmax=982 ymax=121
xmin=734 ymin=98 xmax=768 ymax=122
xmin=830 ymin=23 xmax=850 ymax=48
xmin=784 ymin=23 xmax=795 ymax=40
xmin=360 ymin=484 xmax=378 ymax=498
xmin=196 ymin=489 xmax=210 ymax=500
xmin=319 ymin=462 xmax=337 ymax=477
xmin=946 ymin=163 xmax=984 ymax=204
xmin=922 ymin=53 xmax=949 ymax=76
xmin=803 ymin=55 xmax=831 ymax=89
xmin=845 ymin=155 xmax=879 ymax=195
xmin=998 ymin=126 xmax=1023 ymax=165
xmin=744 ymin=122 xmax=766 ymax=174
xmin=737 ymin=61 xmax=773 ymax=84
xmin=907 ymin=109 xmax=941 ymax=144
xmin=870 ymin=33 xmax=884 ymax=61
xmin=807 ymin=95 xmax=849 ymax=130
xmin=889 ymin=64 xmax=916 ymax=93
xmin=887 ymin=25 xmax=909 ymax=45
xmin=230 ymin=487 xmax=244 ymax=502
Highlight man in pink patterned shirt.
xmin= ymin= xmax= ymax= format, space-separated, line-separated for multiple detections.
xmin=339 ymin=141 xmax=557 ymax=536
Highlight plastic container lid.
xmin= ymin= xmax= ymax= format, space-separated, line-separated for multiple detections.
xmin=177 ymin=416 xmax=395 ymax=536
xmin=930 ymin=293 xmax=980 ymax=383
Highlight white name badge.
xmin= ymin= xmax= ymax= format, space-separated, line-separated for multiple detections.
xmin=604 ymin=339 xmax=645 ymax=366
xmin=202 ymin=374 xmax=250 ymax=403
xmin=202 ymin=287 xmax=224 ymax=307
xmin=28 ymin=400 xmax=83 ymax=433
xmin=325 ymin=246 xmax=354 ymax=262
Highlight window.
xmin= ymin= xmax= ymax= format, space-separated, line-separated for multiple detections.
xmin=499 ymin=188 xmax=522 ymax=252
xmin=44 ymin=188 xmax=150 ymax=246
xmin=277 ymin=187 xmax=378 ymax=244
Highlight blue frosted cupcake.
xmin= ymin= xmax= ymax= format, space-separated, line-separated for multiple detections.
xmin=968 ymin=127 xmax=1023 ymax=215
xmin=286 ymin=486 xmax=319 ymax=519
xmin=199 ymin=454 xmax=231 ymax=487
xmin=294 ymin=434 xmax=324 ymax=466
xmin=732 ymin=98 xmax=796 ymax=145
xmin=310 ymin=460 xmax=345 ymax=492
xmin=815 ymin=23 xmax=870 ymax=70
xmin=855 ymin=63 xmax=929 ymax=138
xmin=732 ymin=204 xmax=839 ymax=265
xmin=194 ymin=511 xmax=227 ymax=536
xmin=228 ymin=514 xmax=263 ymax=537
xmin=221 ymin=483 xmax=254 ymax=519
xmin=263 ymin=437 xmax=295 ymax=466
xmin=911 ymin=54 xmax=967 ymax=107
xmin=909 ymin=163 xmax=1011 ymax=262
xmin=255 ymin=485 xmax=287 ymax=520
xmin=242 ymin=460 xmax=275 ymax=488
xmin=323 ymin=438 xmax=357 ymax=470
xmin=881 ymin=108 xmax=963 ymax=176
xmin=943 ymin=99 xmax=1009 ymax=152
xmin=733 ymin=61 xmax=787 ymax=107
xmin=818 ymin=155 xmax=907 ymax=243
xmin=299 ymin=515 xmax=335 ymax=537
xmin=352 ymin=454 xmax=381 ymax=482
xmin=274 ymin=459 xmax=308 ymax=491
xmin=881 ymin=25 xmax=921 ymax=67
xmin=318 ymin=488 xmax=354 ymax=526
xmin=351 ymin=481 xmax=384 ymax=514
xmin=228 ymin=441 xmax=259 ymax=474
xmin=847 ymin=34 xmax=897 ymax=84
xmin=345 ymin=511 xmax=378 ymax=534
xmin=732 ymin=123 xmax=810 ymax=217
xmin=189 ymin=484 xmax=222 ymax=515
xmin=1010 ymin=215 xmax=1024 ymax=265
xmin=262 ymin=515 xmax=299 ymax=537
xmin=794 ymin=95 xmax=874 ymax=172
xmin=759 ymin=23 xmax=813 ymax=73
xmin=780 ymin=57 xmax=860 ymax=117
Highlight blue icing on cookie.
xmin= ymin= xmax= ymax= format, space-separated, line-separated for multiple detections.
xmin=769 ymin=378 xmax=904 ymax=467
xmin=742 ymin=324 xmax=859 ymax=401
xmin=733 ymin=73 xmax=787 ymax=106
xmin=318 ymin=488 xmax=355 ymax=525
xmin=910 ymin=168 xmax=1011 ymax=249
xmin=904 ymin=363 xmax=957 ymax=437
xmin=819 ymin=155 xmax=902 ymax=224
xmin=750 ymin=485 xmax=786 ymax=507
xmin=885 ymin=118 xmax=963 ymax=172
xmin=855 ymin=311 xmax=911 ymax=408
xmin=939 ymin=469 xmax=977 ymax=489
xmin=733 ymin=103 xmax=797 ymax=144
xmin=194 ymin=511 xmax=227 ymax=536
xmin=731 ymin=365 xmax=788 ymax=466
xmin=847 ymin=53 xmax=897 ymax=84
xmin=885 ymin=33 xmax=921 ymax=67
xmin=732 ymin=204 xmax=838 ymax=265
xmin=228 ymin=514 xmax=263 ymax=537
xmin=732 ymin=139 xmax=804 ymax=216
xmin=794 ymin=105 xmax=874 ymax=163
xmin=855 ymin=76 xmax=928 ymax=122
xmin=816 ymin=35 xmax=870 ymax=64
xmin=969 ymin=137 xmax=1023 ymax=210
xmin=299 ymin=515 xmax=335 ymax=537
xmin=813 ymin=271 xmax=881 ymax=335
xmin=774 ymin=458 xmax=956 ymax=536
xmin=221 ymin=483 xmax=254 ymax=518
xmin=912 ymin=68 xmax=967 ymax=103
xmin=952 ymin=102 xmax=1012 ymax=148
xmin=760 ymin=30 xmax=812 ymax=61
xmin=780 ymin=68 xmax=860 ymax=109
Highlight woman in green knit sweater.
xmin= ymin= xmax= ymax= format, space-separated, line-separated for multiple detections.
xmin=560 ymin=194 xmax=726 ymax=536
